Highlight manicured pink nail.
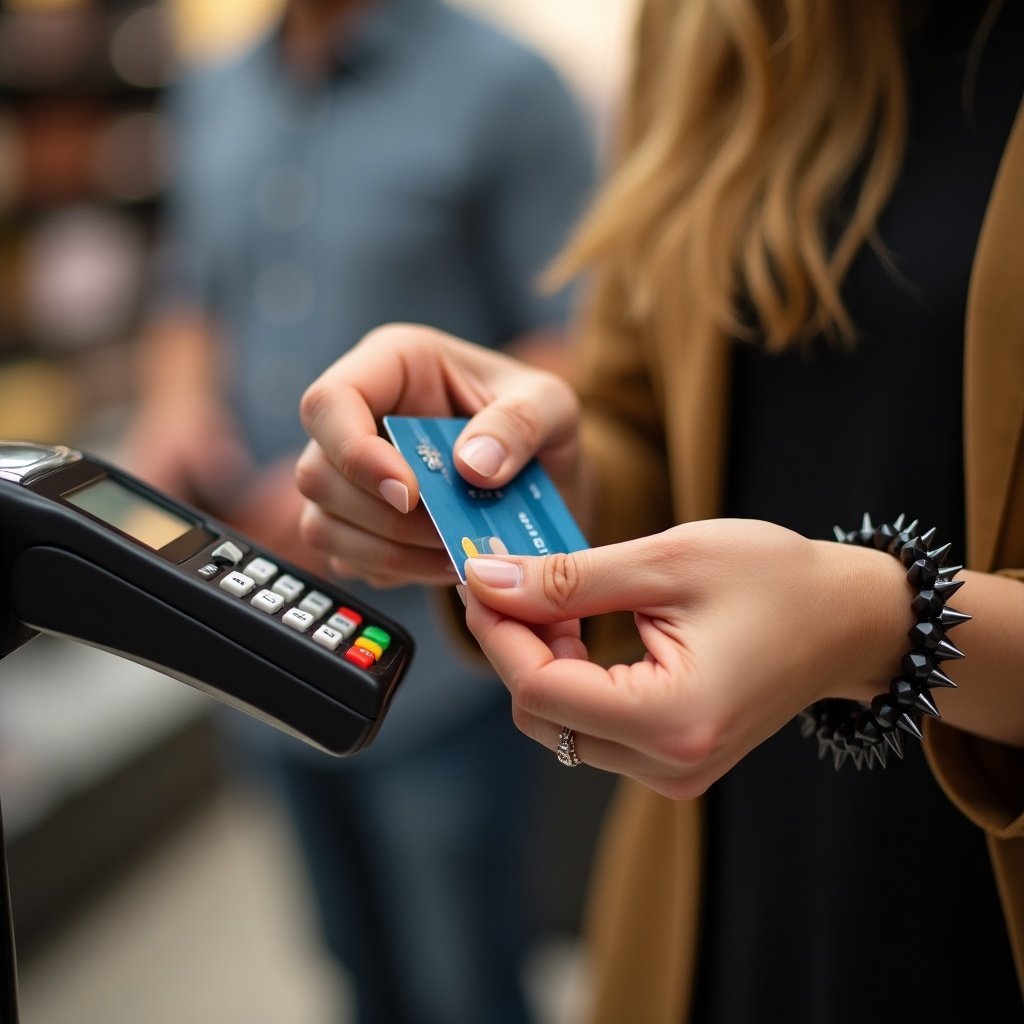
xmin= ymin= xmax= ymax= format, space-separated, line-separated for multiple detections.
xmin=378 ymin=478 xmax=409 ymax=513
xmin=467 ymin=558 xmax=522 ymax=588
xmin=459 ymin=436 xmax=506 ymax=477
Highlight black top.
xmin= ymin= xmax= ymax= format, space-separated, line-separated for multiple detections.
xmin=694 ymin=5 xmax=1024 ymax=1022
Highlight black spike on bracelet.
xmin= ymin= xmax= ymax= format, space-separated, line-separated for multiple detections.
xmin=798 ymin=513 xmax=970 ymax=771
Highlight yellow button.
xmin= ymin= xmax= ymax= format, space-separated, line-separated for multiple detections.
xmin=355 ymin=638 xmax=383 ymax=661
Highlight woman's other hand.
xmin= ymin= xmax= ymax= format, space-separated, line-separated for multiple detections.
xmin=462 ymin=518 xmax=912 ymax=797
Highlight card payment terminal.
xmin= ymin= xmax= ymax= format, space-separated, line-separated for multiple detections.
xmin=0 ymin=441 xmax=416 ymax=1023
xmin=0 ymin=441 xmax=414 ymax=756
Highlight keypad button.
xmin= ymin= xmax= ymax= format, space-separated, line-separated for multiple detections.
xmin=360 ymin=625 xmax=391 ymax=651
xmin=311 ymin=625 xmax=343 ymax=650
xmin=251 ymin=589 xmax=285 ymax=614
xmin=326 ymin=612 xmax=359 ymax=638
xmin=271 ymin=574 xmax=305 ymax=602
xmin=336 ymin=606 xmax=362 ymax=626
xmin=298 ymin=591 xmax=332 ymax=619
xmin=282 ymin=607 xmax=314 ymax=632
xmin=211 ymin=541 xmax=244 ymax=566
xmin=344 ymin=646 xmax=375 ymax=669
xmin=354 ymin=637 xmax=383 ymax=661
xmin=219 ymin=572 xmax=255 ymax=597
xmin=244 ymin=557 xmax=278 ymax=585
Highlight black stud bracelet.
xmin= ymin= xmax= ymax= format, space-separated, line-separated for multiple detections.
xmin=799 ymin=514 xmax=970 ymax=770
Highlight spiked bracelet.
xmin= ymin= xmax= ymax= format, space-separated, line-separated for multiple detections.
xmin=799 ymin=514 xmax=969 ymax=770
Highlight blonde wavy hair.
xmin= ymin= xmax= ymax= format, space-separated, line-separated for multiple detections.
xmin=553 ymin=0 xmax=912 ymax=350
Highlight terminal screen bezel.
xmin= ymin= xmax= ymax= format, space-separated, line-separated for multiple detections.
xmin=29 ymin=459 xmax=216 ymax=563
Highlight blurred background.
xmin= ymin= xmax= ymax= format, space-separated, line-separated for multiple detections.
xmin=0 ymin=1 xmax=637 ymax=1021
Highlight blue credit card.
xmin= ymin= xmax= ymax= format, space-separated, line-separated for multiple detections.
xmin=383 ymin=416 xmax=589 ymax=583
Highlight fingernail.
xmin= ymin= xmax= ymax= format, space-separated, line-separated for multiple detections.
xmin=467 ymin=557 xmax=522 ymax=588
xmin=455 ymin=584 xmax=467 ymax=607
xmin=378 ymin=478 xmax=409 ymax=514
xmin=551 ymin=636 xmax=586 ymax=660
xmin=459 ymin=436 xmax=506 ymax=478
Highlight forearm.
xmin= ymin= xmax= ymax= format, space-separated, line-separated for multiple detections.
xmin=134 ymin=307 xmax=222 ymax=411
xmin=123 ymin=307 xmax=249 ymax=500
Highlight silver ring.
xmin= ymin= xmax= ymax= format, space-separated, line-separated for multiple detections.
xmin=556 ymin=726 xmax=580 ymax=767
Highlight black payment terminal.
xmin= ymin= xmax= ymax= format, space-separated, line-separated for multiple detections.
xmin=0 ymin=441 xmax=414 ymax=756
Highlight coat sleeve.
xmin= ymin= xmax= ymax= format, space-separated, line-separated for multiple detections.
xmin=924 ymin=565 xmax=1024 ymax=993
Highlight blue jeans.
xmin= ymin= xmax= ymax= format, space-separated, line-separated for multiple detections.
xmin=270 ymin=697 xmax=544 ymax=1024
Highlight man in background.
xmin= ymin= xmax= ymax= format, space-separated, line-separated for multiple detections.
xmin=122 ymin=1 xmax=593 ymax=1021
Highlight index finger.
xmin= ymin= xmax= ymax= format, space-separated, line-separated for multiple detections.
xmin=299 ymin=324 xmax=457 ymax=503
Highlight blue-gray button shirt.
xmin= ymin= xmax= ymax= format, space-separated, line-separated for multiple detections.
xmin=162 ymin=0 xmax=595 ymax=758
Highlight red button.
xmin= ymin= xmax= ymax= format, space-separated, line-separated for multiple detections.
xmin=336 ymin=606 xmax=363 ymax=626
xmin=344 ymin=646 xmax=375 ymax=669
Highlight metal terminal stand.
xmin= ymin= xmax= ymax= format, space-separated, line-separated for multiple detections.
xmin=1 ymin=795 xmax=20 ymax=1023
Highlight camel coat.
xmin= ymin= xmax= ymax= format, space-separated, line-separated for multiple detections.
xmin=577 ymin=98 xmax=1024 ymax=1024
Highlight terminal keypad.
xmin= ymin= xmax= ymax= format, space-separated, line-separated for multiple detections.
xmin=195 ymin=545 xmax=394 ymax=672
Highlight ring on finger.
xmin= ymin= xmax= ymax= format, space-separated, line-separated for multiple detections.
xmin=556 ymin=726 xmax=580 ymax=767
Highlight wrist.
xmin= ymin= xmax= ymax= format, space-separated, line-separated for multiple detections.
xmin=804 ymin=516 xmax=969 ymax=769
xmin=812 ymin=538 xmax=914 ymax=704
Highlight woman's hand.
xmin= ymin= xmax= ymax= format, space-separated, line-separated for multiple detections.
xmin=296 ymin=323 xmax=584 ymax=587
xmin=462 ymin=518 xmax=912 ymax=798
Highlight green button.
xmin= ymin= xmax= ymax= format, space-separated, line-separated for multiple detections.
xmin=361 ymin=625 xmax=391 ymax=650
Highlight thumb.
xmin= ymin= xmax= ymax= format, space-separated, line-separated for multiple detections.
xmin=464 ymin=533 xmax=677 ymax=623
xmin=453 ymin=385 xmax=579 ymax=490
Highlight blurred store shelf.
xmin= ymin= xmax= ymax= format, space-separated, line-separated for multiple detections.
xmin=0 ymin=0 xmax=173 ymax=442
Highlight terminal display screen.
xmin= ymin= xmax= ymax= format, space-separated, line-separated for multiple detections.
xmin=64 ymin=476 xmax=194 ymax=550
